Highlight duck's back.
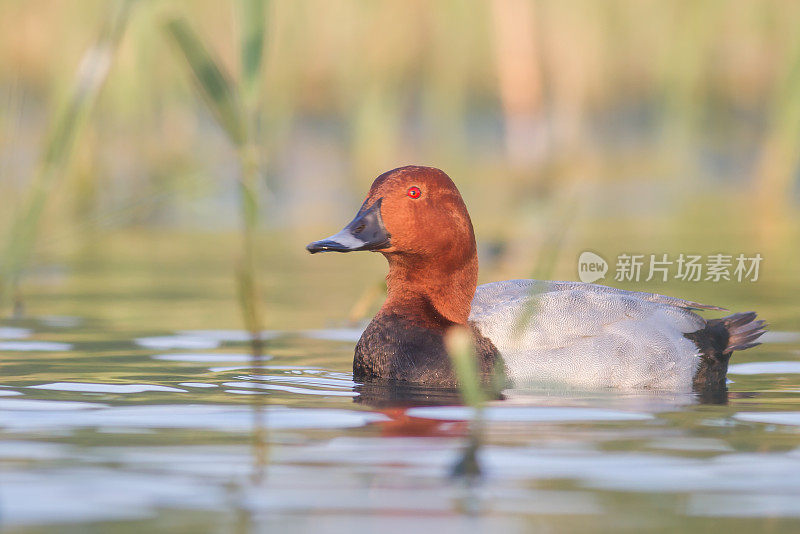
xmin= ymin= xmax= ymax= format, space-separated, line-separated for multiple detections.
xmin=469 ymin=280 xmax=723 ymax=390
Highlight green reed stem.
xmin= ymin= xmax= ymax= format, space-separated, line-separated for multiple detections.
xmin=166 ymin=6 xmax=270 ymax=481
xmin=0 ymin=0 xmax=132 ymax=314
xmin=445 ymin=327 xmax=486 ymax=480
xmin=165 ymin=18 xmax=245 ymax=147
xmin=165 ymin=15 xmax=266 ymax=348
xmin=240 ymin=0 xmax=267 ymax=107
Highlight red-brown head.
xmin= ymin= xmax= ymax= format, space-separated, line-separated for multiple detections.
xmin=307 ymin=166 xmax=478 ymax=326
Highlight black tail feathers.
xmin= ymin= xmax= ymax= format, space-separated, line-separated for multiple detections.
xmin=720 ymin=311 xmax=767 ymax=353
xmin=688 ymin=311 xmax=767 ymax=402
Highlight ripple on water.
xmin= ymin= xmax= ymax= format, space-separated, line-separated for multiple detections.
xmin=28 ymin=383 xmax=186 ymax=394
xmin=0 ymin=327 xmax=32 ymax=339
xmin=240 ymin=484 xmax=601 ymax=517
xmin=688 ymin=494 xmax=800 ymax=518
xmin=0 ymin=441 xmax=69 ymax=460
xmin=175 ymin=329 xmax=280 ymax=342
xmin=300 ymin=328 xmax=365 ymax=343
xmin=136 ymin=331 xmax=282 ymax=350
xmin=0 ymin=399 xmax=107 ymax=411
xmin=206 ymin=363 xmax=304 ymax=373
xmin=760 ymin=331 xmax=800 ymax=344
xmin=223 ymin=382 xmax=358 ymax=397
xmin=727 ymin=361 xmax=800 ymax=375
xmin=245 ymin=435 xmax=800 ymax=499
xmin=0 ymin=341 xmax=72 ymax=351
xmin=223 ymin=369 xmax=358 ymax=397
xmin=546 ymin=450 xmax=800 ymax=495
xmin=207 ymin=365 xmax=251 ymax=372
xmin=733 ymin=412 xmax=800 ymax=426
xmin=0 ymin=403 xmax=388 ymax=432
xmin=134 ymin=336 xmax=220 ymax=350
xmin=38 ymin=316 xmax=83 ymax=328
xmin=645 ymin=437 xmax=733 ymax=452
xmin=405 ymin=405 xmax=654 ymax=423
xmin=0 ymin=464 xmax=601 ymax=527
xmin=152 ymin=353 xmax=272 ymax=362
xmin=0 ymin=469 xmax=224 ymax=526
xmin=246 ymin=372 xmax=355 ymax=389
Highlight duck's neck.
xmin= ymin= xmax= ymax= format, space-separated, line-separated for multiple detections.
xmin=379 ymin=251 xmax=478 ymax=330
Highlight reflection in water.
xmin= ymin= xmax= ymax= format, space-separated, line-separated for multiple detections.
xmin=695 ymin=383 xmax=729 ymax=405
xmin=353 ymin=379 xmax=492 ymax=481
xmin=354 ymin=377 xmax=729 ymax=413
xmin=354 ymin=381 xmax=470 ymax=438
xmin=225 ymin=368 xmax=357 ymax=397
xmin=404 ymin=405 xmax=654 ymax=422
xmin=354 ymin=380 xmax=465 ymax=408
xmin=246 ymin=336 xmax=269 ymax=485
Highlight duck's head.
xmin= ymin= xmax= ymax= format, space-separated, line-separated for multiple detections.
xmin=307 ymin=165 xmax=478 ymax=325
xmin=307 ymin=165 xmax=475 ymax=260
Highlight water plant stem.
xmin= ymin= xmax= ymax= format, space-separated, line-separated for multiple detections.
xmin=165 ymin=5 xmax=269 ymax=480
xmin=0 ymin=0 xmax=132 ymax=315
xmin=445 ymin=326 xmax=487 ymax=480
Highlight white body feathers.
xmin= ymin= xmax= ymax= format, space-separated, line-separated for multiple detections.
xmin=469 ymin=280 xmax=717 ymax=391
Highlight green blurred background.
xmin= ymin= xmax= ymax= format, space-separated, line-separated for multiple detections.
xmin=1 ymin=0 xmax=798 ymax=332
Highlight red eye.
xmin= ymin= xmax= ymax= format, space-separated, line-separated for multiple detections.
xmin=407 ymin=186 xmax=421 ymax=199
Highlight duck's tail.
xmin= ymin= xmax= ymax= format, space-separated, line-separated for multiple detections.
xmin=720 ymin=311 xmax=767 ymax=353
xmin=687 ymin=311 xmax=767 ymax=402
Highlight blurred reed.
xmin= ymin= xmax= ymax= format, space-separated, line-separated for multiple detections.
xmin=445 ymin=326 xmax=488 ymax=481
xmin=1 ymin=0 xmax=798 ymax=302
xmin=0 ymin=0 xmax=132 ymax=315
xmin=165 ymin=9 xmax=265 ymax=352
xmin=239 ymin=0 xmax=269 ymax=483
xmin=491 ymin=0 xmax=545 ymax=168
xmin=755 ymin=27 xmax=800 ymax=243
xmin=165 ymin=0 xmax=270 ymax=480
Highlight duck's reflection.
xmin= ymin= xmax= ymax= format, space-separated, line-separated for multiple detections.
xmin=351 ymin=378 xmax=731 ymax=444
xmin=355 ymin=378 xmax=729 ymax=410
xmin=354 ymin=378 xmax=506 ymax=407
xmin=353 ymin=380 xmax=480 ymax=437
xmin=354 ymin=379 xmax=463 ymax=408
xmin=695 ymin=384 xmax=729 ymax=405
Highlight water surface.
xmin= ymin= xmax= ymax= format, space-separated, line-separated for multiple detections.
xmin=1 ymin=233 xmax=799 ymax=533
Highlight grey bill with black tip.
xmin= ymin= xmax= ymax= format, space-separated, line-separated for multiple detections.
xmin=306 ymin=198 xmax=391 ymax=253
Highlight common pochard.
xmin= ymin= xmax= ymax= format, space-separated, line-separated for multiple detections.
xmin=307 ymin=166 xmax=765 ymax=394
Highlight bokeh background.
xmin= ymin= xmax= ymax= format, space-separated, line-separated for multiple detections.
xmin=1 ymin=0 xmax=798 ymax=332
xmin=2 ymin=3 xmax=800 ymax=530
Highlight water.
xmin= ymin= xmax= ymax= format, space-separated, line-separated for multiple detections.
xmin=1 ymin=233 xmax=800 ymax=533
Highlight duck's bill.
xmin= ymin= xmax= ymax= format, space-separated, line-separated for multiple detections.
xmin=306 ymin=198 xmax=391 ymax=254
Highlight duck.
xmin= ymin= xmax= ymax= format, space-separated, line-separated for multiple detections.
xmin=306 ymin=165 xmax=766 ymax=394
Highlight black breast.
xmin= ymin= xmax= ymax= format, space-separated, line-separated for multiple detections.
xmin=353 ymin=313 xmax=500 ymax=387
